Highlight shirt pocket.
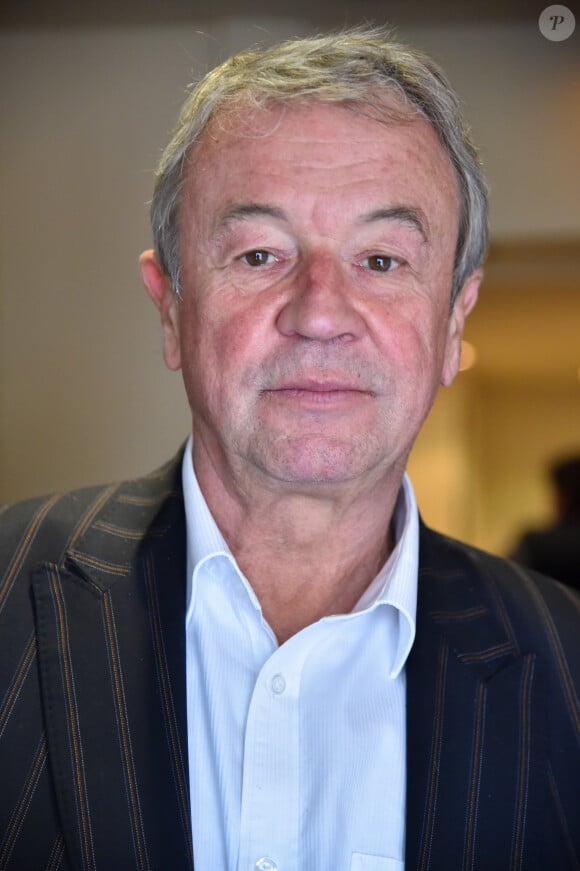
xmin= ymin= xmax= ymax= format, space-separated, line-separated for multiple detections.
xmin=349 ymin=854 xmax=404 ymax=871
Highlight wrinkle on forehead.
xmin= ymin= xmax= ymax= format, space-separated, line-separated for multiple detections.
xmin=186 ymin=107 xmax=449 ymax=198
xmin=190 ymin=90 xmax=421 ymax=158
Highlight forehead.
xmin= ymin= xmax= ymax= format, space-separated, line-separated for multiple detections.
xmin=180 ymin=98 xmax=459 ymax=229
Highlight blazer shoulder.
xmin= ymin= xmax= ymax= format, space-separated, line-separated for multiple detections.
xmin=1 ymin=484 xmax=115 ymax=571
xmin=420 ymin=523 xmax=580 ymax=668
xmin=0 ymin=449 xmax=185 ymax=577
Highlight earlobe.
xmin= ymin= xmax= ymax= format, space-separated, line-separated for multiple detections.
xmin=440 ymin=268 xmax=483 ymax=387
xmin=139 ymin=249 xmax=182 ymax=371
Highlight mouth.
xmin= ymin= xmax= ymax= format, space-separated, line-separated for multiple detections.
xmin=262 ymin=378 xmax=373 ymax=407
xmin=267 ymin=376 xmax=372 ymax=393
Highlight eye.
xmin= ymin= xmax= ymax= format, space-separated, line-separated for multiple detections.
xmin=240 ymin=249 xmax=276 ymax=267
xmin=362 ymin=254 xmax=398 ymax=272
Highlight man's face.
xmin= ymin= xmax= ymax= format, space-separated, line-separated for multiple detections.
xmin=144 ymin=100 xmax=480 ymax=492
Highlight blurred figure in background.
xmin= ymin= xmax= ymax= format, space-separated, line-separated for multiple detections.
xmin=512 ymin=454 xmax=580 ymax=590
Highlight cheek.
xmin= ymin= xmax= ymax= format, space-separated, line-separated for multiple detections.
xmin=179 ymin=298 xmax=265 ymax=402
xmin=176 ymin=301 xmax=219 ymax=407
xmin=376 ymin=307 xmax=439 ymax=366
xmin=374 ymin=305 xmax=450 ymax=398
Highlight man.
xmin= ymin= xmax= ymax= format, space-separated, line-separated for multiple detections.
xmin=0 ymin=27 xmax=578 ymax=871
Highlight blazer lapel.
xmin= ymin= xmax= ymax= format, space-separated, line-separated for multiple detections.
xmin=32 ymin=456 xmax=193 ymax=871
xmin=405 ymin=524 xmax=544 ymax=871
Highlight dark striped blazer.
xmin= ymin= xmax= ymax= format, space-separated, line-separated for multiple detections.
xmin=1 ymin=450 xmax=579 ymax=870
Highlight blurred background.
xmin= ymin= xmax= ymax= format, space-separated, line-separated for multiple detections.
xmin=1 ymin=0 xmax=579 ymax=556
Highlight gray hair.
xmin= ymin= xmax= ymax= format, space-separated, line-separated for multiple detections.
xmin=150 ymin=26 xmax=488 ymax=305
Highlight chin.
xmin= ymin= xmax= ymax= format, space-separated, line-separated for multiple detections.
xmin=251 ymin=437 xmax=383 ymax=486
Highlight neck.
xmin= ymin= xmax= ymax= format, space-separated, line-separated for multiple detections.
xmin=192 ymin=441 xmax=403 ymax=643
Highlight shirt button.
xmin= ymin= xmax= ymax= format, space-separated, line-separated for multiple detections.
xmin=270 ymin=673 xmax=286 ymax=695
xmin=255 ymin=858 xmax=278 ymax=871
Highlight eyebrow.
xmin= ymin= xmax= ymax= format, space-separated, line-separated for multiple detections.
xmin=215 ymin=201 xmax=429 ymax=241
xmin=361 ymin=206 xmax=429 ymax=242
xmin=216 ymin=203 xmax=287 ymax=229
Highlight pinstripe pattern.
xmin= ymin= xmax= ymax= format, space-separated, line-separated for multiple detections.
xmin=47 ymin=566 xmax=96 ymax=871
xmin=469 ymin=547 xmax=520 ymax=648
xmin=0 ymin=734 xmax=47 ymax=868
xmin=0 ymin=459 xmax=193 ymax=869
xmin=66 ymin=486 xmax=116 ymax=553
xmin=547 ymin=761 xmax=577 ymax=864
xmin=416 ymin=638 xmax=448 ymax=871
xmin=45 ymin=835 xmax=66 ymax=871
xmin=102 ymin=591 xmax=151 ymax=871
xmin=406 ymin=523 xmax=580 ymax=870
xmin=68 ymin=552 xmax=133 ymax=577
xmin=513 ymin=563 xmax=580 ymax=734
xmin=462 ymin=681 xmax=486 ymax=871
xmin=0 ymin=493 xmax=61 ymax=613
xmin=0 ymin=631 xmax=35 ymax=740
xmin=1 ymin=457 xmax=579 ymax=869
xmin=511 ymin=654 xmax=536 ymax=871
xmin=93 ymin=519 xmax=160 ymax=540
xmin=116 ymin=493 xmax=165 ymax=506
xmin=144 ymin=553 xmax=193 ymax=862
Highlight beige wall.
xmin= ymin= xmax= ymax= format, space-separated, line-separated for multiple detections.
xmin=408 ymin=374 xmax=580 ymax=555
xmin=1 ymin=18 xmax=579 ymax=555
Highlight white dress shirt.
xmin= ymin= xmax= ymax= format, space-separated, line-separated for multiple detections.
xmin=183 ymin=436 xmax=418 ymax=871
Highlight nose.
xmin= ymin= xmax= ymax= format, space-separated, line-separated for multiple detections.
xmin=276 ymin=252 xmax=366 ymax=342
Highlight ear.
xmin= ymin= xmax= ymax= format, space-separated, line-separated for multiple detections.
xmin=139 ymin=249 xmax=181 ymax=371
xmin=440 ymin=268 xmax=482 ymax=387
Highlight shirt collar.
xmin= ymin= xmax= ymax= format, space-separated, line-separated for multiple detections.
xmin=355 ymin=474 xmax=418 ymax=677
xmin=182 ymin=435 xmax=418 ymax=675
xmin=182 ymin=436 xmax=232 ymax=612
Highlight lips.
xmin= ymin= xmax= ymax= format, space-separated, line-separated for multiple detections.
xmin=267 ymin=377 xmax=371 ymax=394
xmin=260 ymin=376 xmax=374 ymax=411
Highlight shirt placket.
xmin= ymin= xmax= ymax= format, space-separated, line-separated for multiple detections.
xmin=238 ymin=647 xmax=303 ymax=871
